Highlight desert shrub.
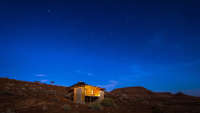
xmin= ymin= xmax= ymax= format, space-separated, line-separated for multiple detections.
xmin=62 ymin=104 xmax=71 ymax=111
xmin=88 ymin=103 xmax=102 ymax=110
xmin=101 ymin=98 xmax=114 ymax=107
xmin=152 ymin=106 xmax=163 ymax=113
xmin=0 ymin=90 xmax=14 ymax=96
xmin=34 ymin=81 xmax=41 ymax=83
xmin=5 ymin=108 xmax=15 ymax=113
xmin=175 ymin=92 xmax=185 ymax=96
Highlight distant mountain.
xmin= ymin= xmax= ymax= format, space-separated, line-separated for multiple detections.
xmin=0 ymin=78 xmax=200 ymax=113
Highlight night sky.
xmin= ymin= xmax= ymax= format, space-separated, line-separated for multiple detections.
xmin=0 ymin=0 xmax=200 ymax=96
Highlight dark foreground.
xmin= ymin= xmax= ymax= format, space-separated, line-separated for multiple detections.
xmin=0 ymin=78 xmax=200 ymax=113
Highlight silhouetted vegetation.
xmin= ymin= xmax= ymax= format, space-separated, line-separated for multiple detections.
xmin=175 ymin=92 xmax=185 ymax=96
xmin=152 ymin=106 xmax=163 ymax=113
xmin=101 ymin=98 xmax=114 ymax=107
xmin=50 ymin=81 xmax=55 ymax=84
xmin=62 ymin=104 xmax=71 ymax=111
xmin=0 ymin=90 xmax=14 ymax=96
xmin=88 ymin=103 xmax=102 ymax=110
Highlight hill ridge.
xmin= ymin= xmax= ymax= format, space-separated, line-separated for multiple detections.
xmin=0 ymin=78 xmax=200 ymax=113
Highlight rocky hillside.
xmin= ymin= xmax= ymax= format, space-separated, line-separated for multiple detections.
xmin=0 ymin=78 xmax=200 ymax=113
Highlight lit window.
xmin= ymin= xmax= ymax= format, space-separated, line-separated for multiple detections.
xmin=91 ymin=90 xmax=93 ymax=94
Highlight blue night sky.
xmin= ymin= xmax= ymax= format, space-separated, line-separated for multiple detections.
xmin=0 ymin=0 xmax=200 ymax=96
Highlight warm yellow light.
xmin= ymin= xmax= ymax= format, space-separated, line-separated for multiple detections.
xmin=84 ymin=85 xmax=101 ymax=96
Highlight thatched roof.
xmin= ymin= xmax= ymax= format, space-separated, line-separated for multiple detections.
xmin=70 ymin=82 xmax=105 ymax=90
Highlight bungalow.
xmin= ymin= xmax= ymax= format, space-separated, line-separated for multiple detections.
xmin=66 ymin=82 xmax=104 ymax=104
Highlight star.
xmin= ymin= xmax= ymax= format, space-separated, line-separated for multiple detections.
xmin=47 ymin=9 xmax=51 ymax=13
